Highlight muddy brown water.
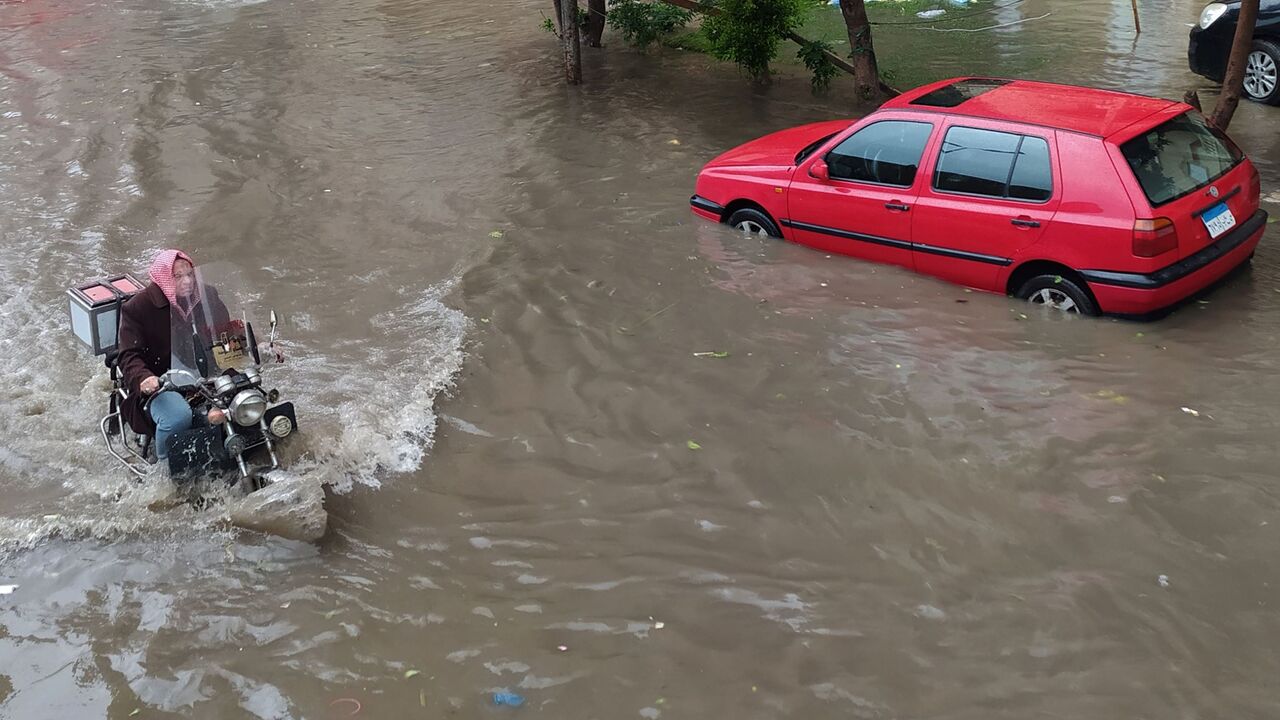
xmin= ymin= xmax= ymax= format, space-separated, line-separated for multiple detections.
xmin=2 ymin=0 xmax=1279 ymax=716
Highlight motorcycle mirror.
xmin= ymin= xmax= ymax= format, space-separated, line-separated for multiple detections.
xmin=269 ymin=311 xmax=277 ymax=330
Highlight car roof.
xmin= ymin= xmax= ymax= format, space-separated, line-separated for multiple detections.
xmin=881 ymin=77 xmax=1184 ymax=138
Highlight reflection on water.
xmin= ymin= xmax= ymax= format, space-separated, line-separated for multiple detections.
xmin=1 ymin=0 xmax=1278 ymax=716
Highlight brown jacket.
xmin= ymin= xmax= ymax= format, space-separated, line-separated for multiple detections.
xmin=116 ymin=282 xmax=229 ymax=434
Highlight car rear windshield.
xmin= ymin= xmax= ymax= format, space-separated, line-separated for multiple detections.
xmin=1120 ymin=112 xmax=1243 ymax=207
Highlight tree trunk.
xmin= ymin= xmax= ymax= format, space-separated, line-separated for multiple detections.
xmin=558 ymin=0 xmax=583 ymax=84
xmin=1209 ymin=0 xmax=1260 ymax=129
xmin=839 ymin=0 xmax=881 ymax=102
xmin=585 ymin=0 xmax=606 ymax=47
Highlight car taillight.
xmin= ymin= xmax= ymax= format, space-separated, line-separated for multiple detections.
xmin=1133 ymin=218 xmax=1178 ymax=257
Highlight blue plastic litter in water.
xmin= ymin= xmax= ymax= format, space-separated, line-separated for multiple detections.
xmin=493 ymin=691 xmax=526 ymax=707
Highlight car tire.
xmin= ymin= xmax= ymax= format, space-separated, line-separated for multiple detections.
xmin=1016 ymin=274 xmax=1099 ymax=316
xmin=1244 ymin=39 xmax=1280 ymax=105
xmin=725 ymin=208 xmax=781 ymax=238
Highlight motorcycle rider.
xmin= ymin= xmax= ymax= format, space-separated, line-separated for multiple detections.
xmin=116 ymin=249 xmax=228 ymax=461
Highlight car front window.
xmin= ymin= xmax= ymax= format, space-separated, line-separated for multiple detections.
xmin=824 ymin=121 xmax=935 ymax=187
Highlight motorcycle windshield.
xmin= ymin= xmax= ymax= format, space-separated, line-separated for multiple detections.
xmin=168 ymin=262 xmax=257 ymax=386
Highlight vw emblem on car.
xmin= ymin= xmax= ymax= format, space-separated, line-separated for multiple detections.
xmin=1209 ymin=185 xmax=1220 ymax=198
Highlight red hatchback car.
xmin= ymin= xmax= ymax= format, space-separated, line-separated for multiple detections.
xmin=690 ymin=77 xmax=1267 ymax=316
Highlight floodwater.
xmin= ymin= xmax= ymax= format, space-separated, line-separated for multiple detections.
xmin=1 ymin=0 xmax=1278 ymax=716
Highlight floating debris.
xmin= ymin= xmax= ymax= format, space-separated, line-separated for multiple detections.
xmin=493 ymin=691 xmax=525 ymax=707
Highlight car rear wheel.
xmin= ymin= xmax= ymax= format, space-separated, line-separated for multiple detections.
xmin=1244 ymin=40 xmax=1280 ymax=105
xmin=1016 ymin=274 xmax=1098 ymax=316
xmin=726 ymin=208 xmax=781 ymax=238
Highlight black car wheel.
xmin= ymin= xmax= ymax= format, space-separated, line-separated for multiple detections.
xmin=725 ymin=208 xmax=781 ymax=238
xmin=1016 ymin=274 xmax=1099 ymax=316
xmin=1244 ymin=39 xmax=1280 ymax=105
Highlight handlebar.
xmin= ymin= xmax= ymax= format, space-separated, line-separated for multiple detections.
xmin=140 ymin=370 xmax=208 ymax=415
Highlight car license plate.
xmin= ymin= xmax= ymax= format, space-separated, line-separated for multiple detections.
xmin=1202 ymin=202 xmax=1236 ymax=239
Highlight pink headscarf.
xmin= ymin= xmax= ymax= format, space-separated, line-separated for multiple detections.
xmin=149 ymin=249 xmax=198 ymax=318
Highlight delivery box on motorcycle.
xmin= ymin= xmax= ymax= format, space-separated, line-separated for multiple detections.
xmin=66 ymin=274 xmax=146 ymax=356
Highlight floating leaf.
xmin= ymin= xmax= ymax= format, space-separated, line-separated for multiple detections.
xmin=667 ymin=139 xmax=681 ymax=145
xmin=130 ymin=711 xmax=140 ymax=718
xmin=488 ymin=230 xmax=505 ymax=239
xmin=405 ymin=669 xmax=420 ymax=679
xmin=1135 ymin=332 xmax=1145 ymax=338
xmin=686 ymin=440 xmax=701 ymax=450
xmin=1053 ymin=276 xmax=1063 ymax=284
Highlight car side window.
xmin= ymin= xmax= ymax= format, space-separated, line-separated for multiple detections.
xmin=824 ymin=120 xmax=934 ymax=187
xmin=933 ymin=127 xmax=1053 ymax=202
xmin=1008 ymin=136 xmax=1052 ymax=201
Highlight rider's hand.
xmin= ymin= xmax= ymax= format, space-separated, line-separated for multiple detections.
xmin=207 ymin=408 xmax=226 ymax=425
xmin=140 ymin=376 xmax=160 ymax=395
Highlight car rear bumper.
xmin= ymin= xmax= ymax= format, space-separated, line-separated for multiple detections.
xmin=1081 ymin=210 xmax=1267 ymax=315
xmin=690 ymin=195 xmax=724 ymax=222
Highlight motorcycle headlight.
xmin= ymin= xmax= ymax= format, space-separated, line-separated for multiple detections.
xmin=229 ymin=389 xmax=267 ymax=426
xmin=1199 ymin=3 xmax=1227 ymax=29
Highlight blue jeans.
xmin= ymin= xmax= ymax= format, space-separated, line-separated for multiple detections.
xmin=149 ymin=391 xmax=193 ymax=460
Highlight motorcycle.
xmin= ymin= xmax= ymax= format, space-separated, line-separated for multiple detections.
xmin=69 ymin=263 xmax=298 ymax=491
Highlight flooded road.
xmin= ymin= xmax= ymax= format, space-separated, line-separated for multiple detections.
xmin=2 ymin=0 xmax=1279 ymax=716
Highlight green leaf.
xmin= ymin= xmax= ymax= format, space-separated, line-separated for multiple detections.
xmin=488 ymin=230 xmax=504 ymax=239
xmin=1053 ymin=276 xmax=1063 ymax=284
xmin=686 ymin=440 xmax=702 ymax=451
xmin=405 ymin=669 xmax=420 ymax=679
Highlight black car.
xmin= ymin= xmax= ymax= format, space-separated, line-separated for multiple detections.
xmin=1189 ymin=1 xmax=1280 ymax=105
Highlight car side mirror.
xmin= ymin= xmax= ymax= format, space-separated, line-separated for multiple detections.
xmin=809 ymin=159 xmax=830 ymax=181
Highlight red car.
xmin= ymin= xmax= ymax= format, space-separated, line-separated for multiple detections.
xmin=690 ymin=77 xmax=1267 ymax=316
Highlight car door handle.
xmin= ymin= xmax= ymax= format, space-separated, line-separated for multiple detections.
xmin=884 ymin=202 xmax=911 ymax=212
xmin=1011 ymin=217 xmax=1040 ymax=228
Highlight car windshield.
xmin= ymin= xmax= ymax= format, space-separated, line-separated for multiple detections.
xmin=795 ymin=132 xmax=837 ymax=165
xmin=1120 ymin=111 xmax=1243 ymax=207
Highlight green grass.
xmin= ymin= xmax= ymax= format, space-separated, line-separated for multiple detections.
xmin=660 ymin=0 xmax=1052 ymax=92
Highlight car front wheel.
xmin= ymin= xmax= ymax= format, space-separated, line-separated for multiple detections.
xmin=725 ymin=208 xmax=781 ymax=238
xmin=1244 ymin=39 xmax=1280 ymax=105
xmin=1016 ymin=274 xmax=1099 ymax=316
